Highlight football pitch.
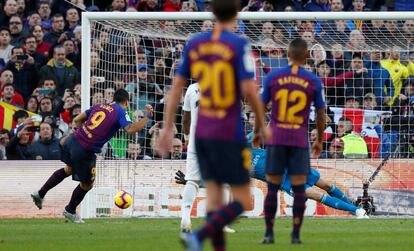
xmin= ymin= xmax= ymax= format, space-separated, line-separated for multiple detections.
xmin=1 ymin=218 xmax=413 ymax=251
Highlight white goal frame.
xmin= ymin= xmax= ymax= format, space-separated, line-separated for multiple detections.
xmin=80 ymin=11 xmax=414 ymax=111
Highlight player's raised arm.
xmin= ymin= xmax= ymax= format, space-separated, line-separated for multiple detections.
xmin=124 ymin=104 xmax=153 ymax=135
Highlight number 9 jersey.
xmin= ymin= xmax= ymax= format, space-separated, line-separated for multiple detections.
xmin=74 ymin=103 xmax=132 ymax=153
xmin=176 ymin=30 xmax=255 ymax=143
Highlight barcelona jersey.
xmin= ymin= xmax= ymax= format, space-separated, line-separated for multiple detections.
xmin=74 ymin=103 xmax=132 ymax=153
xmin=262 ymin=65 xmax=325 ymax=148
xmin=176 ymin=30 xmax=255 ymax=143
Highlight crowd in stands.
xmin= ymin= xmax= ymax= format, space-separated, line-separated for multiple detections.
xmin=0 ymin=0 xmax=413 ymax=161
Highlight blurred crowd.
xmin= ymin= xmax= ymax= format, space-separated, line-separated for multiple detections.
xmin=0 ymin=0 xmax=413 ymax=161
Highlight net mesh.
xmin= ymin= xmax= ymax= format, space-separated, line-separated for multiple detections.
xmin=88 ymin=18 xmax=414 ymax=160
xmin=80 ymin=16 xmax=414 ymax=217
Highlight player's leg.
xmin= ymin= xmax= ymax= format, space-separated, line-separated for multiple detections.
xmin=63 ymin=181 xmax=93 ymax=223
xmin=222 ymin=185 xmax=236 ymax=233
xmin=261 ymin=146 xmax=285 ymax=244
xmin=315 ymin=178 xmax=353 ymax=204
xmin=289 ymin=175 xmax=307 ymax=244
xmin=181 ymin=152 xmax=201 ymax=232
xmin=305 ymin=187 xmax=359 ymax=213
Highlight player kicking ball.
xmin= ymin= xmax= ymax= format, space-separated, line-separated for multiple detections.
xmin=31 ymin=89 xmax=152 ymax=223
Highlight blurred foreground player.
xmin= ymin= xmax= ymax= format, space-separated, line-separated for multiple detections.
xmin=261 ymin=38 xmax=326 ymax=244
xmin=157 ymin=0 xmax=270 ymax=250
xmin=31 ymin=89 xmax=152 ymax=223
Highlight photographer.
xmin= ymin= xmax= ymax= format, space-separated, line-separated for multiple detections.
xmin=28 ymin=122 xmax=60 ymax=160
xmin=6 ymin=122 xmax=34 ymax=160
xmin=5 ymin=46 xmax=39 ymax=98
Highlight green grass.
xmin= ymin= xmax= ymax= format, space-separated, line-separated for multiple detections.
xmin=0 ymin=218 xmax=413 ymax=251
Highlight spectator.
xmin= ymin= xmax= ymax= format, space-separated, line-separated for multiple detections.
xmin=0 ymin=0 xmax=18 ymax=26
xmin=65 ymin=8 xmax=80 ymax=32
xmin=39 ymin=46 xmax=80 ymax=97
xmin=25 ymin=12 xmax=42 ymax=32
xmin=60 ymin=94 xmax=76 ymax=124
xmin=28 ymin=122 xmax=60 ymax=160
xmin=15 ymin=0 xmax=25 ymax=17
xmin=6 ymin=123 xmax=32 ymax=160
xmin=344 ymin=96 xmax=360 ymax=109
xmin=259 ymin=0 xmax=274 ymax=12
xmin=110 ymin=0 xmax=127 ymax=11
xmin=0 ymin=69 xmax=24 ymax=106
xmin=63 ymin=39 xmax=80 ymax=70
xmin=346 ymin=29 xmax=367 ymax=53
xmin=259 ymin=22 xmax=273 ymax=42
xmin=103 ymin=87 xmax=115 ymax=103
xmin=38 ymin=96 xmax=53 ymax=117
xmin=327 ymin=43 xmax=346 ymax=75
xmin=352 ymin=0 xmax=366 ymax=11
xmin=304 ymin=0 xmax=329 ymax=11
xmin=167 ymin=138 xmax=186 ymax=160
xmin=37 ymin=0 xmax=52 ymax=22
xmin=321 ymin=137 xmax=345 ymax=158
xmin=91 ymin=91 xmax=104 ymax=106
xmin=41 ymin=78 xmax=63 ymax=115
xmin=363 ymin=93 xmax=378 ymax=110
xmin=5 ymin=46 xmax=38 ymax=98
xmin=25 ymin=95 xmax=38 ymax=113
xmin=24 ymin=35 xmax=47 ymax=67
xmin=0 ymin=27 xmax=14 ymax=67
xmin=163 ymin=0 xmax=182 ymax=12
xmin=44 ymin=13 xmax=66 ymax=46
xmin=344 ymin=53 xmax=372 ymax=102
xmin=136 ymin=0 xmax=161 ymax=11
xmin=381 ymin=46 xmax=410 ymax=105
xmin=126 ymin=141 xmax=152 ymax=160
xmin=402 ymin=20 xmax=414 ymax=48
xmin=0 ymin=129 xmax=10 ymax=159
xmin=31 ymin=24 xmax=52 ymax=57
xmin=200 ymin=20 xmax=213 ymax=32
xmin=365 ymin=50 xmax=392 ymax=106
xmin=1 ymin=82 xmax=22 ymax=106
xmin=337 ymin=117 xmax=368 ymax=158
xmin=9 ymin=15 xmax=26 ymax=46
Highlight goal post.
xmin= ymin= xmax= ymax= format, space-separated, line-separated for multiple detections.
xmin=79 ymin=11 xmax=414 ymax=218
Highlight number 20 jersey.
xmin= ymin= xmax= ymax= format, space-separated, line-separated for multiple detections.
xmin=176 ymin=30 xmax=255 ymax=143
xmin=262 ymin=65 xmax=325 ymax=148
xmin=74 ymin=103 xmax=132 ymax=153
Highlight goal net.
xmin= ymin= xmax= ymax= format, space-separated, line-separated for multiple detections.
xmin=80 ymin=12 xmax=414 ymax=218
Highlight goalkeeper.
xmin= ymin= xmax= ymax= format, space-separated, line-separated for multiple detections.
xmin=175 ymin=132 xmax=368 ymax=219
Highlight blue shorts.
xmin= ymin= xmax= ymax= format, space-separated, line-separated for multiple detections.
xmin=195 ymin=138 xmax=250 ymax=185
xmin=281 ymin=168 xmax=321 ymax=195
xmin=265 ymin=145 xmax=310 ymax=176
xmin=61 ymin=134 xmax=96 ymax=183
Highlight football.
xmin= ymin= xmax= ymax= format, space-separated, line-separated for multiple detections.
xmin=114 ymin=190 xmax=133 ymax=209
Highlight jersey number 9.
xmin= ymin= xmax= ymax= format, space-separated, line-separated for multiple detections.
xmin=87 ymin=111 xmax=106 ymax=130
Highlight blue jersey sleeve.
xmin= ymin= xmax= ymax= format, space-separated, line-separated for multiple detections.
xmin=261 ymin=72 xmax=273 ymax=104
xmin=313 ymin=77 xmax=326 ymax=109
xmin=237 ymin=38 xmax=255 ymax=81
xmin=175 ymin=40 xmax=191 ymax=79
xmin=118 ymin=108 xmax=132 ymax=129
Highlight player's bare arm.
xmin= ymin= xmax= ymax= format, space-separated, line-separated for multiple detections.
xmin=124 ymin=105 xmax=153 ymax=135
xmin=157 ymin=75 xmax=187 ymax=156
xmin=241 ymin=79 xmax=270 ymax=146
xmin=312 ymin=108 xmax=326 ymax=158
xmin=182 ymin=111 xmax=191 ymax=135
xmin=73 ymin=112 xmax=88 ymax=129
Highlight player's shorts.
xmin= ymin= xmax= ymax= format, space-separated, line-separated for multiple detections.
xmin=195 ymin=138 xmax=250 ymax=185
xmin=61 ymin=134 xmax=96 ymax=183
xmin=185 ymin=151 xmax=201 ymax=181
xmin=281 ymin=168 xmax=321 ymax=195
xmin=265 ymin=145 xmax=310 ymax=176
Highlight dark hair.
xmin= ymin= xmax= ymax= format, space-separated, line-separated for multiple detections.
xmin=288 ymin=38 xmax=308 ymax=62
xmin=24 ymin=35 xmax=37 ymax=44
xmin=11 ymin=46 xmax=23 ymax=55
xmin=113 ymin=89 xmax=129 ymax=104
xmin=25 ymin=95 xmax=39 ymax=111
xmin=212 ymin=0 xmax=239 ymax=22
xmin=51 ymin=13 xmax=64 ymax=22
xmin=13 ymin=110 xmax=28 ymax=123
xmin=0 ymin=27 xmax=11 ymax=35
xmin=1 ymin=83 xmax=14 ymax=92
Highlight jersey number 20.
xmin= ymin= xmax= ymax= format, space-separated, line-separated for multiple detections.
xmin=191 ymin=60 xmax=235 ymax=109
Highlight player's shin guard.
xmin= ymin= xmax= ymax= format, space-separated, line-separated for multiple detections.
xmin=328 ymin=185 xmax=352 ymax=204
xmin=321 ymin=194 xmax=358 ymax=213
xmin=181 ymin=181 xmax=199 ymax=227
xmin=39 ymin=168 xmax=70 ymax=198
xmin=196 ymin=201 xmax=244 ymax=242
xmin=65 ymin=184 xmax=89 ymax=214
xmin=207 ymin=212 xmax=225 ymax=251
xmin=264 ymin=183 xmax=279 ymax=238
xmin=292 ymin=185 xmax=307 ymax=240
